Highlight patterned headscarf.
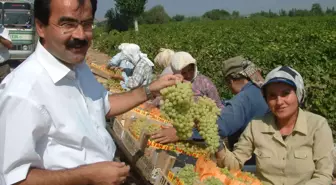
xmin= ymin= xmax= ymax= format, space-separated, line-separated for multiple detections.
xmin=222 ymin=56 xmax=264 ymax=87
xmin=262 ymin=66 xmax=306 ymax=104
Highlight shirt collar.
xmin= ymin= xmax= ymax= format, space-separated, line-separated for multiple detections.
xmin=261 ymin=108 xmax=308 ymax=136
xmin=241 ymin=81 xmax=254 ymax=91
xmin=35 ymin=42 xmax=76 ymax=83
xmin=292 ymin=108 xmax=308 ymax=135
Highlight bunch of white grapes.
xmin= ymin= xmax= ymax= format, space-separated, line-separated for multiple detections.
xmin=191 ymin=97 xmax=221 ymax=153
xmin=129 ymin=118 xmax=147 ymax=137
xmin=203 ymin=177 xmax=223 ymax=185
xmin=176 ymin=164 xmax=199 ymax=185
xmin=160 ymin=82 xmax=195 ymax=140
xmin=129 ymin=118 xmax=160 ymax=138
xmin=175 ymin=142 xmax=208 ymax=156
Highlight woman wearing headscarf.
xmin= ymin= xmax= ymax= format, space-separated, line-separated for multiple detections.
xmin=170 ymin=51 xmax=223 ymax=108
xmin=151 ymin=51 xmax=223 ymax=144
xmin=107 ymin=43 xmax=136 ymax=77
xmin=154 ymin=48 xmax=175 ymax=77
xmin=107 ymin=43 xmax=154 ymax=90
xmin=216 ymin=66 xmax=333 ymax=185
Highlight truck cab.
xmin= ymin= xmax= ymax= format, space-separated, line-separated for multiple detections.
xmin=1 ymin=0 xmax=36 ymax=60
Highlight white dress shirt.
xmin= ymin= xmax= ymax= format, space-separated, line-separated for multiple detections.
xmin=0 ymin=42 xmax=116 ymax=185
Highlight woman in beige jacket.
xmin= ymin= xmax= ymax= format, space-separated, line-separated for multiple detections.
xmin=216 ymin=66 xmax=333 ymax=185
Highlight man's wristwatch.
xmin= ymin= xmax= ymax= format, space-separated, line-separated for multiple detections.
xmin=144 ymin=84 xmax=154 ymax=100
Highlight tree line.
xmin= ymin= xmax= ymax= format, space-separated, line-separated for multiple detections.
xmin=100 ymin=1 xmax=336 ymax=32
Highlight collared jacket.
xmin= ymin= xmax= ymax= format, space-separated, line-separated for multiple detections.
xmin=217 ymin=109 xmax=334 ymax=185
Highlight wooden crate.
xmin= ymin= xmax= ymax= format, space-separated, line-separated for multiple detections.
xmin=121 ymin=129 xmax=141 ymax=156
xmin=154 ymin=170 xmax=174 ymax=185
xmin=112 ymin=118 xmax=124 ymax=138
xmin=136 ymin=155 xmax=155 ymax=181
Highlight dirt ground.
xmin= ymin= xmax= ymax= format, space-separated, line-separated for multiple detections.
xmin=86 ymin=47 xmax=111 ymax=65
xmin=86 ymin=47 xmax=113 ymax=84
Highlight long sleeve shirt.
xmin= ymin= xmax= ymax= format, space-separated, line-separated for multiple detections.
xmin=217 ymin=109 xmax=334 ymax=185
xmin=126 ymin=59 xmax=153 ymax=89
xmin=191 ymin=74 xmax=224 ymax=109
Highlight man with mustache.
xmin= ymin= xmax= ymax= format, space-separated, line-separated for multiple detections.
xmin=0 ymin=0 xmax=181 ymax=185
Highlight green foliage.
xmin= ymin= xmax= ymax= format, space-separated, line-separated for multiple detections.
xmin=115 ymin=0 xmax=147 ymax=19
xmin=202 ymin=9 xmax=231 ymax=20
xmin=104 ymin=8 xmax=129 ymax=32
xmin=139 ymin=5 xmax=170 ymax=24
xmin=232 ymin=11 xmax=240 ymax=18
xmin=93 ymin=17 xmax=336 ymax=140
xmin=311 ymin=3 xmax=323 ymax=16
xmin=172 ymin=14 xmax=185 ymax=22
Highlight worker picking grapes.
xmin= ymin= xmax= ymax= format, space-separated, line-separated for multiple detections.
xmin=150 ymin=51 xmax=223 ymax=144
xmin=216 ymin=66 xmax=334 ymax=185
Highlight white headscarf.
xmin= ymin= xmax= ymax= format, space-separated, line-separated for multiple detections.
xmin=154 ymin=48 xmax=175 ymax=68
xmin=170 ymin=51 xmax=198 ymax=81
xmin=119 ymin=43 xmax=154 ymax=67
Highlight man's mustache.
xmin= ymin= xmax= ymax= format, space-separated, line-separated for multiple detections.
xmin=66 ymin=39 xmax=88 ymax=48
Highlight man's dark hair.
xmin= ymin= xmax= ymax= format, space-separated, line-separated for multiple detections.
xmin=34 ymin=0 xmax=97 ymax=25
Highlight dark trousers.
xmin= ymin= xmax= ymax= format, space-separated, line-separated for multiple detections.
xmin=0 ymin=61 xmax=10 ymax=83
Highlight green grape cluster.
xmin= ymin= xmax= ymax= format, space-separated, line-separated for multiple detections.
xmin=219 ymin=168 xmax=233 ymax=178
xmin=129 ymin=118 xmax=160 ymax=138
xmin=129 ymin=118 xmax=147 ymax=137
xmin=203 ymin=177 xmax=223 ymax=185
xmin=145 ymin=124 xmax=160 ymax=134
xmin=191 ymin=97 xmax=221 ymax=153
xmin=160 ymin=82 xmax=195 ymax=140
xmin=176 ymin=164 xmax=199 ymax=185
xmin=175 ymin=142 xmax=208 ymax=156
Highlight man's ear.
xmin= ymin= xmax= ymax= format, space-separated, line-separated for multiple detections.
xmin=35 ymin=19 xmax=46 ymax=39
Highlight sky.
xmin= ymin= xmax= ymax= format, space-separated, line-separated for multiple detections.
xmin=95 ymin=0 xmax=336 ymax=19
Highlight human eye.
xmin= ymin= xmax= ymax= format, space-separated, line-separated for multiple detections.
xmin=267 ymin=92 xmax=277 ymax=100
xmin=61 ymin=22 xmax=77 ymax=29
xmin=281 ymin=89 xmax=292 ymax=97
xmin=82 ymin=21 xmax=93 ymax=30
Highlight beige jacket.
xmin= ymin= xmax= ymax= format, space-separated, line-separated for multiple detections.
xmin=217 ymin=108 xmax=333 ymax=185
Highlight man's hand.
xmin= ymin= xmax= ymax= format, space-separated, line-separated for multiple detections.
xmin=143 ymin=102 xmax=157 ymax=111
xmin=149 ymin=74 xmax=183 ymax=97
xmin=83 ymin=161 xmax=130 ymax=185
xmin=151 ymin=127 xmax=179 ymax=144
xmin=0 ymin=36 xmax=12 ymax=49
